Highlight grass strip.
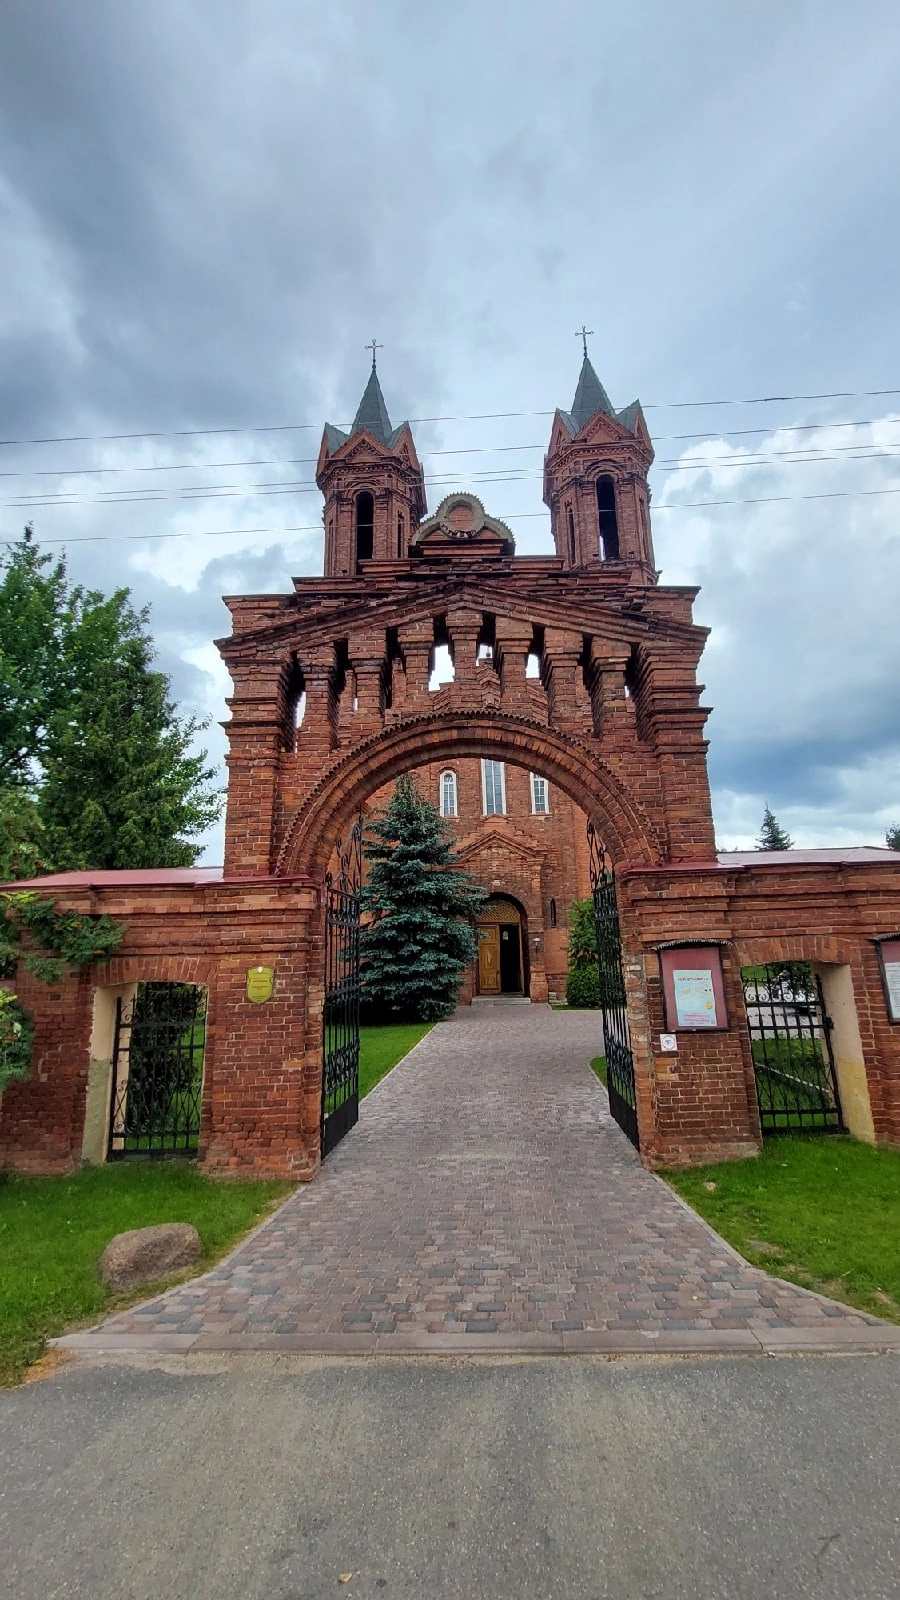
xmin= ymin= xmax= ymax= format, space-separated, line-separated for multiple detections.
xmin=590 ymin=1055 xmax=608 ymax=1087
xmin=0 ymin=1163 xmax=292 ymax=1386
xmin=664 ymin=1135 xmax=900 ymax=1324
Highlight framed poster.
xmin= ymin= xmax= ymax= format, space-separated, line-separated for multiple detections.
xmin=877 ymin=938 xmax=900 ymax=1023
xmin=658 ymin=945 xmax=729 ymax=1031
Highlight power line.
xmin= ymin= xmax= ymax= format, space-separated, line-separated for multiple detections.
xmin=2 ymin=386 xmax=899 ymax=451
xmin=2 ymin=416 xmax=899 ymax=482
xmin=5 ymin=443 xmax=900 ymax=512
xmin=10 ymin=484 xmax=900 ymax=548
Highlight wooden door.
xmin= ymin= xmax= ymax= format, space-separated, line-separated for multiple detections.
xmin=478 ymin=925 xmax=501 ymax=993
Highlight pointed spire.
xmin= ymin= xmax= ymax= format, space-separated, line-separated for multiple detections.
xmin=351 ymin=365 xmax=393 ymax=444
xmin=569 ymin=353 xmax=615 ymax=433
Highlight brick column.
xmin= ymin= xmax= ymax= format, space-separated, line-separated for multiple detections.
xmin=445 ymin=606 xmax=483 ymax=709
xmin=398 ymin=621 xmax=435 ymax=713
xmin=223 ymin=664 xmax=284 ymax=874
xmin=589 ymin=643 xmax=634 ymax=745
xmin=495 ymin=619 xmax=533 ymax=704
xmin=543 ymin=627 xmax=591 ymax=735
xmin=347 ymin=641 xmax=387 ymax=741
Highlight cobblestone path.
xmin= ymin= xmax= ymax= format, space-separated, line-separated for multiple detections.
xmin=65 ymin=1006 xmax=896 ymax=1356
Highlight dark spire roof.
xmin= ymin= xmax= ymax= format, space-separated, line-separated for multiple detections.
xmin=569 ymin=353 xmax=615 ymax=432
xmin=351 ymin=366 xmax=393 ymax=443
xmin=556 ymin=353 xmax=643 ymax=440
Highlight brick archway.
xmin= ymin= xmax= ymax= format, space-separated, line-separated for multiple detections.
xmin=276 ymin=713 xmax=663 ymax=880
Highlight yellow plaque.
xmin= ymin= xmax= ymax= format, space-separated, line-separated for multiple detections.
xmin=246 ymin=965 xmax=274 ymax=1003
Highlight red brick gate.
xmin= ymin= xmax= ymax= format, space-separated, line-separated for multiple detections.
xmin=3 ymin=355 xmax=899 ymax=1176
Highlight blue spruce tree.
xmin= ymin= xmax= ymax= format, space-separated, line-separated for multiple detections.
xmin=360 ymin=774 xmax=486 ymax=1020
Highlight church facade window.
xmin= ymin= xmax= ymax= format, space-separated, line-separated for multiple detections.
xmin=481 ymin=759 xmax=506 ymax=816
xmin=566 ymin=504 xmax=576 ymax=565
xmin=530 ymin=773 xmax=549 ymax=814
xmin=440 ymin=769 xmax=458 ymax=817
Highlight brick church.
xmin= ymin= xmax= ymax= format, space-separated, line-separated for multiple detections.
xmin=3 ymin=347 xmax=900 ymax=1178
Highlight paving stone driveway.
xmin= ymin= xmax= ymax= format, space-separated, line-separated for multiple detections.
xmin=65 ymin=1005 xmax=897 ymax=1357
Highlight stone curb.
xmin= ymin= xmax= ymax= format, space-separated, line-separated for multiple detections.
xmin=52 ymin=1323 xmax=900 ymax=1358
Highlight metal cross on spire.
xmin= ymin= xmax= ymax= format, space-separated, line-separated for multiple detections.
xmin=366 ymin=338 xmax=383 ymax=371
xmin=576 ymin=325 xmax=594 ymax=359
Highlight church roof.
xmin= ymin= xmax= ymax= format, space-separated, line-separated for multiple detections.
xmin=352 ymin=365 xmax=394 ymax=442
xmin=557 ymin=354 xmax=643 ymax=439
xmin=569 ymin=354 xmax=616 ymax=431
xmin=322 ymin=366 xmax=412 ymax=454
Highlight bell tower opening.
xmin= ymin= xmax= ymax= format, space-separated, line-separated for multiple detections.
xmin=355 ymin=492 xmax=374 ymax=568
xmin=596 ymin=477 xmax=619 ymax=561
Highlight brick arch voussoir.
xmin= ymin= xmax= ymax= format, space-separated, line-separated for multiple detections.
xmin=277 ymin=713 xmax=662 ymax=880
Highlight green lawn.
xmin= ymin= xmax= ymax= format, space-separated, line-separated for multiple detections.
xmin=665 ymin=1136 xmax=900 ymax=1324
xmin=0 ymin=1021 xmax=430 ymax=1386
xmin=359 ymin=1021 xmax=433 ymax=1099
xmin=0 ymin=1163 xmax=293 ymax=1386
xmin=590 ymin=1055 xmax=608 ymax=1086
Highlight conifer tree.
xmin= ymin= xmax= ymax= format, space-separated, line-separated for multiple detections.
xmin=360 ymin=774 xmax=486 ymax=1020
xmin=0 ymin=525 xmax=221 ymax=873
xmin=756 ymin=806 xmax=793 ymax=850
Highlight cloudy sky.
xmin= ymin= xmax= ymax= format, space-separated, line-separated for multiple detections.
xmin=2 ymin=0 xmax=899 ymax=860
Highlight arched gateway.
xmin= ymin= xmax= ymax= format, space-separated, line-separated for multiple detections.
xmin=213 ymin=354 xmax=720 ymax=1167
xmin=14 ymin=352 xmax=897 ymax=1183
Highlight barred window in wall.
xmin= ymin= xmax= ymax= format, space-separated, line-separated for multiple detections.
xmin=440 ymin=769 xmax=457 ymax=817
xmin=531 ymin=773 xmax=549 ymax=814
xmin=481 ymin=759 xmax=506 ymax=816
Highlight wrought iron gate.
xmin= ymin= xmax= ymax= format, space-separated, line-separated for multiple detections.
xmin=742 ymin=962 xmax=843 ymax=1134
xmin=588 ymin=820 xmax=639 ymax=1148
xmin=322 ymin=818 xmax=363 ymax=1158
xmin=108 ymin=982 xmax=206 ymax=1158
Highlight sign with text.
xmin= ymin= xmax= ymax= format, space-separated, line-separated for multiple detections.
xmin=659 ymin=946 xmax=728 ymax=1031
xmin=246 ymin=965 xmax=275 ymax=1004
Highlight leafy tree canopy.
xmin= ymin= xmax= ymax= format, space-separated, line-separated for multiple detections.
xmin=360 ymin=774 xmax=486 ymax=1021
xmin=0 ymin=526 xmax=222 ymax=875
xmin=887 ymin=824 xmax=900 ymax=851
xmin=756 ymin=806 xmax=793 ymax=851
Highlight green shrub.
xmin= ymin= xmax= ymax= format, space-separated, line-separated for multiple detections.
xmin=0 ymin=991 xmax=34 ymax=1090
xmin=566 ymin=963 xmax=600 ymax=1009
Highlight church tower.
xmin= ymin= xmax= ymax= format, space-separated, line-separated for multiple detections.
xmin=543 ymin=347 xmax=656 ymax=580
xmin=316 ymin=356 xmax=427 ymax=576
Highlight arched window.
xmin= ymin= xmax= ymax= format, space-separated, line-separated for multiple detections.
xmin=530 ymin=772 xmax=549 ymax=814
xmin=397 ymin=513 xmax=405 ymax=558
xmin=566 ymin=504 xmax=576 ymax=565
xmin=549 ymin=898 xmax=557 ymax=928
xmin=481 ymin=759 xmax=506 ymax=816
xmin=440 ymin=769 xmax=458 ymax=817
xmin=355 ymin=491 xmax=374 ymax=567
xmin=596 ymin=477 xmax=619 ymax=561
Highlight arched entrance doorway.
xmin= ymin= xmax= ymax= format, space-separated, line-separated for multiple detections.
xmin=476 ymin=896 xmax=527 ymax=996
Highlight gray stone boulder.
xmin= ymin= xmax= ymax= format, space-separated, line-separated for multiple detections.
xmin=99 ymin=1222 xmax=202 ymax=1292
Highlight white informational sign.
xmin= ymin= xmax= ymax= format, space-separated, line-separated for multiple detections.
xmin=659 ymin=1033 xmax=678 ymax=1053
xmin=673 ymin=968 xmax=718 ymax=1028
xmin=884 ymin=961 xmax=900 ymax=1021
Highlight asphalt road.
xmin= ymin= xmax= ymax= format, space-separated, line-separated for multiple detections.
xmin=2 ymin=1353 xmax=898 ymax=1600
